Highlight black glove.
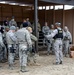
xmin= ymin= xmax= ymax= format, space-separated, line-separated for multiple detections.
xmin=69 ymin=42 xmax=72 ymax=44
xmin=10 ymin=47 xmax=15 ymax=53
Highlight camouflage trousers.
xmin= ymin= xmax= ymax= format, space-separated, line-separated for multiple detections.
xmin=19 ymin=44 xmax=28 ymax=67
xmin=15 ymin=44 xmax=19 ymax=58
xmin=8 ymin=44 xmax=16 ymax=66
xmin=27 ymin=51 xmax=36 ymax=64
xmin=63 ymin=40 xmax=70 ymax=56
xmin=54 ymin=39 xmax=63 ymax=63
xmin=0 ymin=45 xmax=7 ymax=62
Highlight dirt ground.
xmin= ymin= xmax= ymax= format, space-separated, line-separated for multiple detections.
xmin=0 ymin=54 xmax=74 ymax=75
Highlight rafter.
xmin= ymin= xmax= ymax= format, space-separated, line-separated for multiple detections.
xmin=40 ymin=0 xmax=74 ymax=5
xmin=0 ymin=0 xmax=74 ymax=5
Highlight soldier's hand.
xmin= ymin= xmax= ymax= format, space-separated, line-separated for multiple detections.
xmin=69 ymin=42 xmax=72 ymax=44
xmin=28 ymin=46 xmax=32 ymax=52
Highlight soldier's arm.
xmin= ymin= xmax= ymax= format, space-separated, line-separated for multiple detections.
xmin=42 ymin=26 xmax=45 ymax=34
xmin=69 ymin=32 xmax=72 ymax=43
xmin=25 ymin=30 xmax=32 ymax=47
xmin=63 ymin=31 xmax=66 ymax=39
xmin=30 ymin=34 xmax=38 ymax=42
xmin=9 ymin=33 xmax=17 ymax=42
xmin=15 ymin=22 xmax=17 ymax=27
xmin=45 ymin=29 xmax=58 ymax=39
xmin=38 ymin=23 xmax=41 ymax=31
xmin=29 ymin=22 xmax=32 ymax=26
xmin=0 ymin=32 xmax=4 ymax=46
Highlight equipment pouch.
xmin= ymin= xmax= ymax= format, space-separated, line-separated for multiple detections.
xmin=10 ymin=45 xmax=15 ymax=53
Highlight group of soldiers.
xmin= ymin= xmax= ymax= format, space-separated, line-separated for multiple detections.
xmin=0 ymin=16 xmax=72 ymax=72
xmin=42 ymin=22 xmax=72 ymax=65
xmin=0 ymin=17 xmax=41 ymax=72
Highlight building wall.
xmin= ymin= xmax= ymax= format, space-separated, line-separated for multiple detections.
xmin=55 ymin=10 xmax=63 ymax=27
xmin=0 ymin=4 xmax=74 ymax=43
xmin=43 ymin=9 xmax=74 ymax=43
xmin=65 ymin=10 xmax=74 ymax=43
xmin=0 ymin=4 xmax=33 ymax=23
xmin=45 ymin=10 xmax=53 ymax=26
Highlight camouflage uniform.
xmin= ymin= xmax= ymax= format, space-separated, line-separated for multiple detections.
xmin=27 ymin=34 xmax=38 ymax=65
xmin=16 ymin=28 xmax=32 ymax=72
xmin=9 ymin=19 xmax=17 ymax=27
xmin=49 ymin=29 xmax=55 ymax=54
xmin=42 ymin=26 xmax=51 ymax=54
xmin=45 ymin=22 xmax=63 ymax=65
xmin=63 ymin=26 xmax=72 ymax=57
xmin=6 ymin=29 xmax=17 ymax=69
xmin=0 ymin=32 xmax=6 ymax=62
xmin=32 ymin=22 xmax=41 ymax=38
xmin=14 ymin=32 xmax=19 ymax=59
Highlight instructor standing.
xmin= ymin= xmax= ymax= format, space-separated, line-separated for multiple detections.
xmin=45 ymin=22 xmax=63 ymax=65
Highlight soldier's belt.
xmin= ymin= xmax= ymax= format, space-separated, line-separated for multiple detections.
xmin=54 ymin=38 xmax=62 ymax=40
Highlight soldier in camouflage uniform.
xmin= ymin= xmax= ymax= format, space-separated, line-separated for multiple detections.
xmin=16 ymin=22 xmax=32 ymax=72
xmin=0 ymin=31 xmax=7 ymax=62
xmin=14 ymin=27 xmax=20 ymax=59
xmin=32 ymin=19 xmax=41 ymax=38
xmin=42 ymin=22 xmax=50 ymax=35
xmin=50 ymin=24 xmax=55 ymax=54
xmin=42 ymin=22 xmax=51 ymax=55
xmin=9 ymin=16 xmax=17 ymax=27
xmin=42 ymin=22 xmax=50 ymax=45
xmin=37 ymin=20 xmax=41 ymax=38
xmin=27 ymin=27 xmax=40 ymax=66
xmin=6 ymin=26 xmax=17 ymax=70
xmin=0 ymin=26 xmax=7 ymax=62
xmin=63 ymin=26 xmax=72 ymax=57
xmin=45 ymin=22 xmax=63 ymax=65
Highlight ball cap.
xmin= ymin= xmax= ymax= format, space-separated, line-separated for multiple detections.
xmin=5 ymin=26 xmax=9 ymax=29
xmin=10 ymin=26 xmax=16 ymax=30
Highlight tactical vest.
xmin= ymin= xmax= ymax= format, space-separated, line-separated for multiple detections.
xmin=53 ymin=29 xmax=63 ymax=39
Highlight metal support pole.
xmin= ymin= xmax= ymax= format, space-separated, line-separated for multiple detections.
xmin=53 ymin=5 xmax=55 ymax=25
xmin=34 ymin=0 xmax=38 ymax=53
xmin=63 ymin=5 xmax=65 ymax=29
